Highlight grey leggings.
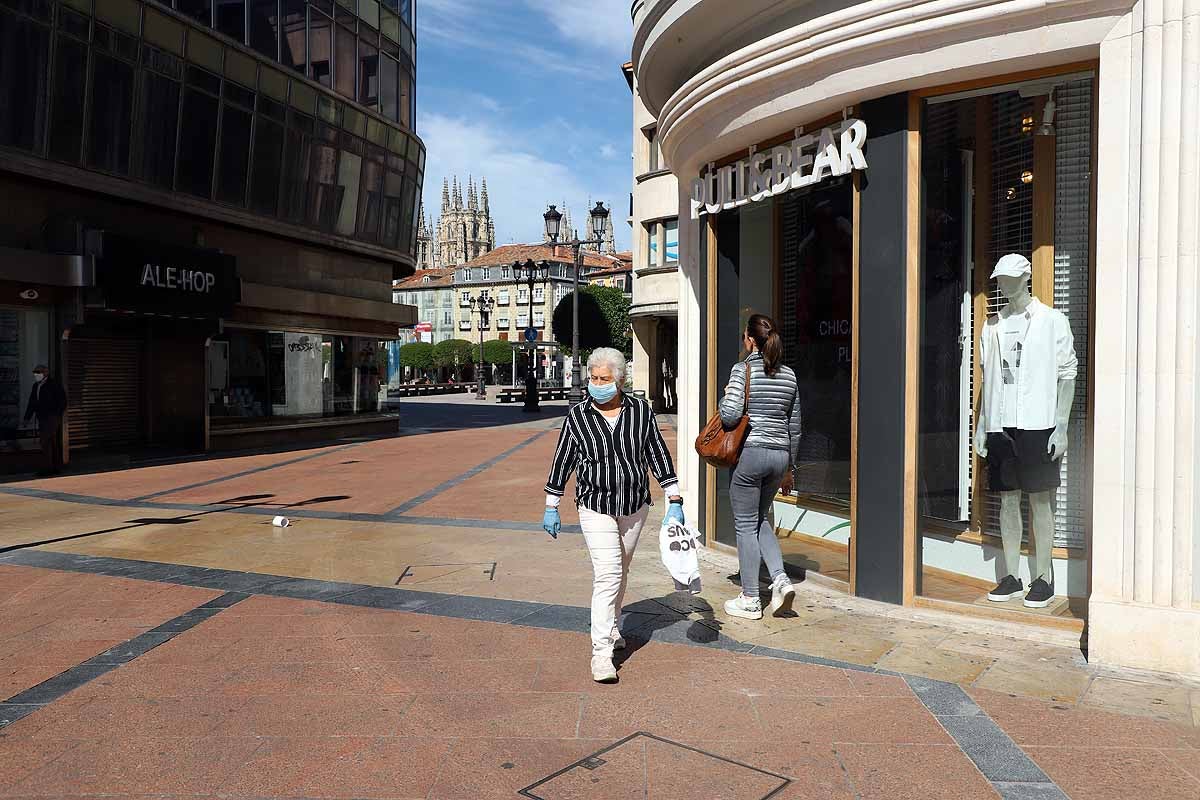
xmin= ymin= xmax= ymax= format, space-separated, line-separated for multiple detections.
xmin=730 ymin=447 xmax=790 ymax=596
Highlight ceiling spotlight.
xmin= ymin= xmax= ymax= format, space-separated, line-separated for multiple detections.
xmin=1021 ymin=171 xmax=1034 ymax=184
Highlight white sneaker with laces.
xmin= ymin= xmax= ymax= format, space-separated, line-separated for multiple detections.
xmin=724 ymin=594 xmax=763 ymax=620
xmin=611 ymin=628 xmax=626 ymax=651
xmin=767 ymin=576 xmax=796 ymax=616
xmin=591 ymin=655 xmax=618 ymax=683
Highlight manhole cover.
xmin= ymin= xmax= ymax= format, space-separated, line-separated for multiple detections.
xmin=518 ymin=733 xmax=790 ymax=800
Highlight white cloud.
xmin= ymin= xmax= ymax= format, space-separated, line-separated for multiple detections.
xmin=421 ymin=113 xmax=625 ymax=248
xmin=598 ymin=143 xmax=619 ymax=159
xmin=525 ymin=0 xmax=632 ymax=57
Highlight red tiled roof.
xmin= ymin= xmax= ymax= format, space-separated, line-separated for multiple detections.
xmin=585 ymin=264 xmax=633 ymax=278
xmin=458 ymin=244 xmax=622 ymax=271
xmin=394 ymin=268 xmax=454 ymax=288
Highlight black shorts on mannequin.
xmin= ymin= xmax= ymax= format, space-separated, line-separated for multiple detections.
xmin=986 ymin=428 xmax=1060 ymax=493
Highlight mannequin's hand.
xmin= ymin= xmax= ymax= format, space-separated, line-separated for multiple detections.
xmin=780 ymin=471 xmax=794 ymax=497
xmin=974 ymin=427 xmax=989 ymax=459
xmin=1048 ymin=426 xmax=1068 ymax=460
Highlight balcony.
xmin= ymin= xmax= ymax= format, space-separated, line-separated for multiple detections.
xmin=459 ymin=320 xmax=472 ymax=331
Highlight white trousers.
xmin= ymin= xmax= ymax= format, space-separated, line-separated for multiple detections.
xmin=578 ymin=504 xmax=649 ymax=657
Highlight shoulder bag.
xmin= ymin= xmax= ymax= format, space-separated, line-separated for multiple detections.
xmin=694 ymin=361 xmax=750 ymax=468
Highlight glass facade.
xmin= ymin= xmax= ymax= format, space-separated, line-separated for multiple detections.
xmin=0 ymin=0 xmax=423 ymax=258
xmin=208 ymin=329 xmax=384 ymax=423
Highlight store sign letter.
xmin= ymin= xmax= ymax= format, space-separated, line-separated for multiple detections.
xmin=691 ymin=119 xmax=868 ymax=217
xmin=140 ymin=263 xmax=217 ymax=294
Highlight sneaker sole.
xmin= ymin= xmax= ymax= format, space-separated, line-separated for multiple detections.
xmin=767 ymin=587 xmax=795 ymax=616
xmin=1023 ymin=596 xmax=1053 ymax=608
xmin=725 ymin=607 xmax=763 ymax=620
xmin=592 ymin=672 xmax=618 ymax=683
xmin=987 ymin=590 xmax=1024 ymax=602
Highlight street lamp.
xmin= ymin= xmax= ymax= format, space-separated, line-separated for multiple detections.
xmin=544 ymin=201 xmax=611 ymax=402
xmin=469 ymin=292 xmax=495 ymax=400
xmin=513 ymin=258 xmax=550 ymax=412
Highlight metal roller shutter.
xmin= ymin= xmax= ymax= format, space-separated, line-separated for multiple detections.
xmin=67 ymin=338 xmax=144 ymax=449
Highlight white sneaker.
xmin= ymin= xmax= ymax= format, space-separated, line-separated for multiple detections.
xmin=612 ymin=628 xmax=626 ymax=651
xmin=767 ymin=576 xmax=796 ymax=617
xmin=591 ymin=655 xmax=618 ymax=683
xmin=724 ymin=594 xmax=763 ymax=620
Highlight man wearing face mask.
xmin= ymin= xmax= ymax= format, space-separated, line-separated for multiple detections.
xmin=24 ymin=364 xmax=68 ymax=476
xmin=543 ymin=347 xmax=681 ymax=683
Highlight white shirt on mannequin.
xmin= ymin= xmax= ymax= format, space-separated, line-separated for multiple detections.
xmin=980 ymin=297 xmax=1077 ymax=433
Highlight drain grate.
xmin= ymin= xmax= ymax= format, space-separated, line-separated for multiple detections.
xmin=518 ymin=732 xmax=791 ymax=800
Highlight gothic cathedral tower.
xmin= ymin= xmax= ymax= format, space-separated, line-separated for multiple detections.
xmin=415 ymin=175 xmax=497 ymax=269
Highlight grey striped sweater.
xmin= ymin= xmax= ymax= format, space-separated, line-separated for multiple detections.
xmin=719 ymin=353 xmax=801 ymax=462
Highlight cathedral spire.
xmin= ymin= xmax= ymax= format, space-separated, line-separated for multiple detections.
xmin=480 ymin=178 xmax=490 ymax=216
xmin=441 ymin=178 xmax=449 ymax=214
xmin=467 ymin=175 xmax=478 ymax=210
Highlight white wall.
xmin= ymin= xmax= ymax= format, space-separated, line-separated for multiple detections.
xmin=272 ymin=333 xmax=325 ymax=416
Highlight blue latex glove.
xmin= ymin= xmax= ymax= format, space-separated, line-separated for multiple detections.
xmin=542 ymin=507 xmax=561 ymax=539
xmin=665 ymin=502 xmax=685 ymax=526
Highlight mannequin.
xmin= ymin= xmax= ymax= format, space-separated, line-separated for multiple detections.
xmin=974 ymin=254 xmax=1077 ymax=608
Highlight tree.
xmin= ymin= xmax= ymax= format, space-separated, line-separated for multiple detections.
xmin=481 ymin=339 xmax=515 ymax=366
xmin=433 ymin=338 xmax=475 ymax=381
xmin=552 ymin=285 xmax=632 ymax=358
xmin=398 ymin=341 xmax=434 ymax=379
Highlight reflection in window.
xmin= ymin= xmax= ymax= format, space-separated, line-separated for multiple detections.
xmin=215 ymin=0 xmax=246 ymax=44
xmin=664 ymin=218 xmax=679 ymax=262
xmin=382 ymin=169 xmax=404 ymax=247
xmin=177 ymin=88 xmax=219 ymax=197
xmin=0 ymin=9 xmax=50 ymax=152
xmin=0 ymin=308 xmax=51 ymax=449
xmin=280 ymin=124 xmax=311 ymax=222
xmin=335 ymin=24 xmax=355 ymax=99
xmin=307 ymin=140 xmax=339 ymax=230
xmin=138 ymin=71 xmax=180 ymax=189
xmin=359 ymin=39 xmax=379 ymax=110
xmin=357 ymin=149 xmax=385 ymax=239
xmin=49 ymin=35 xmax=87 ymax=163
xmin=249 ymin=0 xmax=279 ymax=60
xmin=250 ymin=116 xmax=284 ymax=215
xmin=400 ymin=69 xmax=412 ymax=128
xmin=280 ymin=0 xmax=305 ymax=72
xmin=309 ymin=9 xmax=332 ymax=86
xmin=87 ymin=51 xmax=134 ymax=175
xmin=335 ymin=147 xmax=362 ymax=236
xmin=379 ymin=54 xmax=398 ymax=122
xmin=217 ymin=103 xmax=252 ymax=205
xmin=177 ymin=0 xmax=212 ymax=26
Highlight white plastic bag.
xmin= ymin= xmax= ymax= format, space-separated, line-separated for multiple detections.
xmin=659 ymin=521 xmax=702 ymax=594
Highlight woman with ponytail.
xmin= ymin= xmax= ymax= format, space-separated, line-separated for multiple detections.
xmin=719 ymin=313 xmax=802 ymax=620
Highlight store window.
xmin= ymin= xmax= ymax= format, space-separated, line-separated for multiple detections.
xmin=0 ymin=308 xmax=51 ymax=452
xmin=0 ymin=4 xmax=50 ymax=154
xmin=209 ymin=330 xmax=384 ymax=424
xmin=646 ymin=218 xmax=679 ymax=267
xmin=644 ymin=126 xmax=658 ymax=172
xmin=918 ymin=74 xmax=1095 ymax=620
xmin=712 ymin=178 xmax=854 ymax=584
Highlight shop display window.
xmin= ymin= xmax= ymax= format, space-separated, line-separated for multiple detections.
xmin=918 ymin=74 xmax=1094 ymax=622
xmin=208 ymin=330 xmax=386 ymax=425
xmin=711 ymin=178 xmax=855 ymax=583
xmin=0 ymin=308 xmax=51 ymax=452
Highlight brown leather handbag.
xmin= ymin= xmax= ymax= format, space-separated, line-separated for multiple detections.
xmin=695 ymin=362 xmax=751 ymax=468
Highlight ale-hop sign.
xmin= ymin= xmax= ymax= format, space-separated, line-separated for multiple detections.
xmin=690 ymin=119 xmax=868 ymax=217
xmin=98 ymin=233 xmax=240 ymax=317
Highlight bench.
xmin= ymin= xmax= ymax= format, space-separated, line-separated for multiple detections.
xmin=387 ymin=384 xmax=472 ymax=399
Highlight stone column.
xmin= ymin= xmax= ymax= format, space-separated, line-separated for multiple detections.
xmin=675 ymin=184 xmax=705 ymax=528
xmin=1090 ymin=0 xmax=1200 ymax=676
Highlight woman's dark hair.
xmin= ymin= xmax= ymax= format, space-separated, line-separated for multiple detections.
xmin=746 ymin=313 xmax=783 ymax=376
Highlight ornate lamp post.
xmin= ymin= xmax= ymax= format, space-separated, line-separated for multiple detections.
xmin=469 ymin=292 xmax=495 ymax=400
xmin=543 ymin=202 xmax=612 ymax=402
xmin=513 ymin=258 xmax=550 ymax=412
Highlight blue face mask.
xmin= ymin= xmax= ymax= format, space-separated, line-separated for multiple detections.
xmin=588 ymin=381 xmax=618 ymax=403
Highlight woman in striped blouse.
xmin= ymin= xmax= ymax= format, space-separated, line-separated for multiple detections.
xmin=542 ymin=347 xmax=682 ymax=683
xmin=721 ymin=313 xmax=802 ymax=621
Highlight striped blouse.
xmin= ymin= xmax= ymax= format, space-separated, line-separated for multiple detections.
xmin=544 ymin=394 xmax=679 ymax=517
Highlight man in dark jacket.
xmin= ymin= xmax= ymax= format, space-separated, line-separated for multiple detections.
xmin=24 ymin=364 xmax=67 ymax=476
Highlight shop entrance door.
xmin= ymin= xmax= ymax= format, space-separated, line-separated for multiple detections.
xmin=66 ymin=337 xmax=144 ymax=450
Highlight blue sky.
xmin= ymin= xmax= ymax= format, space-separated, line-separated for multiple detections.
xmin=415 ymin=0 xmax=633 ymax=252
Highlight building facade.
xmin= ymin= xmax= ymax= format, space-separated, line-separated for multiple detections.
xmin=414 ymin=175 xmax=496 ymax=269
xmin=0 ymin=0 xmax=424 ymax=466
xmin=624 ymin=61 xmax=679 ymax=413
xmin=392 ymin=267 xmax=455 ymax=343
xmin=633 ymin=0 xmax=1200 ymax=676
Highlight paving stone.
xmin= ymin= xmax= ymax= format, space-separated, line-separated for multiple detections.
xmin=974 ymin=659 xmax=1092 ymax=704
xmin=937 ymin=714 xmax=1049 ymax=783
xmin=876 ymin=643 xmax=994 ymax=684
xmin=906 ymin=675 xmax=982 ymax=716
xmin=992 ymin=781 xmax=1069 ymax=800
xmin=415 ymin=593 xmax=550 ymax=623
xmin=754 ymin=695 xmax=955 ymax=745
xmin=1025 ymin=746 xmax=1200 ymax=800
xmin=1081 ymin=677 xmax=1196 ymax=725
xmin=836 ymin=743 xmax=1001 ymax=799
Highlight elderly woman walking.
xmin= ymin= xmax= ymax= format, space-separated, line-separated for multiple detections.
xmin=542 ymin=347 xmax=682 ymax=683
xmin=721 ymin=313 xmax=802 ymax=620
